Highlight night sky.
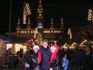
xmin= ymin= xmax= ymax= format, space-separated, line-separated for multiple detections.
xmin=0 ymin=0 xmax=92 ymax=34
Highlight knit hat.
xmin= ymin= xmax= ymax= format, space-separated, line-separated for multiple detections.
xmin=49 ymin=45 xmax=59 ymax=64
xmin=33 ymin=45 xmax=40 ymax=50
xmin=50 ymin=46 xmax=57 ymax=50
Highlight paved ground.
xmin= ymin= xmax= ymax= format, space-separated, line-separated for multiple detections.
xmin=0 ymin=56 xmax=25 ymax=70
xmin=1 ymin=63 xmax=25 ymax=70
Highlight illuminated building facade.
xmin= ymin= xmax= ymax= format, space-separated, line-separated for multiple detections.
xmin=8 ymin=0 xmax=65 ymax=43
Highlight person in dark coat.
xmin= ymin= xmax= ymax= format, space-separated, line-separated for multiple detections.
xmin=40 ymin=39 xmax=51 ymax=70
xmin=17 ymin=48 xmax=23 ymax=62
xmin=23 ymin=47 xmax=33 ymax=70
xmin=6 ymin=48 xmax=19 ymax=69
xmin=71 ymin=46 xmax=84 ymax=70
xmin=32 ymin=45 xmax=41 ymax=70
xmin=91 ymin=44 xmax=93 ymax=70
xmin=83 ymin=46 xmax=92 ymax=70
xmin=24 ymin=45 xmax=41 ymax=70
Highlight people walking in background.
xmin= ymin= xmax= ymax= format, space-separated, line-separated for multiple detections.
xmin=17 ymin=48 xmax=23 ymax=62
xmin=6 ymin=48 xmax=19 ymax=69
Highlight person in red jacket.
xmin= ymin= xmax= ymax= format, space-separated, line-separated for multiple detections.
xmin=49 ymin=44 xmax=59 ymax=70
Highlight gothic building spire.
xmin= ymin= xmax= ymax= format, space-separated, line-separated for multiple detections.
xmin=88 ymin=9 xmax=93 ymax=21
xmin=37 ymin=0 xmax=43 ymax=29
xmin=17 ymin=18 xmax=21 ymax=29
xmin=23 ymin=2 xmax=31 ymax=24
xmin=37 ymin=0 xmax=43 ymax=19
xmin=16 ymin=18 xmax=21 ymax=33
xmin=50 ymin=17 xmax=54 ymax=29
xmin=27 ymin=17 xmax=31 ymax=29
xmin=61 ymin=17 xmax=64 ymax=28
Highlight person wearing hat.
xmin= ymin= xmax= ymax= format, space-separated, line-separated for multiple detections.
xmin=49 ymin=44 xmax=60 ymax=70
xmin=24 ymin=45 xmax=41 ymax=70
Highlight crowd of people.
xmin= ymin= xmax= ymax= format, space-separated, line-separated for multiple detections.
xmin=6 ymin=39 xmax=93 ymax=70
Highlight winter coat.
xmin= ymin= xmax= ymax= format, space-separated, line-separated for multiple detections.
xmin=40 ymin=47 xmax=51 ymax=70
xmin=49 ymin=45 xmax=60 ymax=70
xmin=24 ymin=50 xmax=41 ymax=70
xmin=50 ymin=57 xmax=60 ymax=70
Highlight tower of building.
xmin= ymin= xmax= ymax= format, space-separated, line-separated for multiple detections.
xmin=16 ymin=18 xmax=21 ymax=33
xmin=37 ymin=0 xmax=43 ymax=19
xmin=60 ymin=17 xmax=64 ymax=29
xmin=11 ymin=0 xmax=64 ymax=42
xmin=50 ymin=17 xmax=54 ymax=29
xmin=23 ymin=2 xmax=31 ymax=24
xmin=37 ymin=0 xmax=43 ymax=29
xmin=27 ymin=17 xmax=31 ymax=29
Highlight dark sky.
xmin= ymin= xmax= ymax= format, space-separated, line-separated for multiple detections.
xmin=0 ymin=0 xmax=92 ymax=34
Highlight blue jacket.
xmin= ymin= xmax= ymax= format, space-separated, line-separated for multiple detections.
xmin=63 ymin=58 xmax=69 ymax=70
